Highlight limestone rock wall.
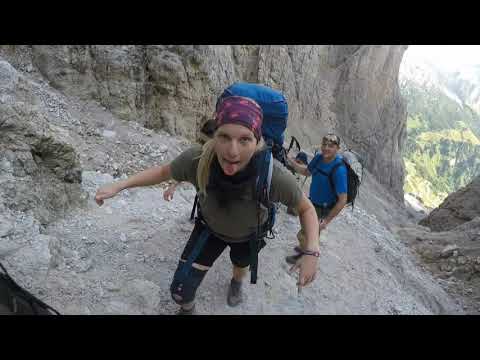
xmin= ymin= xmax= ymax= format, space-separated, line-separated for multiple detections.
xmin=0 ymin=45 xmax=408 ymax=200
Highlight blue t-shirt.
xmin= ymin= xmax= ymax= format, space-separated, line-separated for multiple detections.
xmin=307 ymin=154 xmax=348 ymax=207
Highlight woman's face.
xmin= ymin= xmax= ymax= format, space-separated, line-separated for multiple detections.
xmin=214 ymin=123 xmax=258 ymax=176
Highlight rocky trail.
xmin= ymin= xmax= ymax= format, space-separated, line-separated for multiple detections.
xmin=38 ymin=164 xmax=463 ymax=314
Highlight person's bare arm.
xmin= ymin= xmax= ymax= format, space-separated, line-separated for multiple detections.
xmin=320 ymin=193 xmax=347 ymax=230
xmin=95 ymin=164 xmax=173 ymax=206
xmin=292 ymin=194 xmax=320 ymax=287
xmin=287 ymin=156 xmax=311 ymax=177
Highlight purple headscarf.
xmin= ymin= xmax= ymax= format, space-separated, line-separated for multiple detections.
xmin=215 ymin=96 xmax=263 ymax=141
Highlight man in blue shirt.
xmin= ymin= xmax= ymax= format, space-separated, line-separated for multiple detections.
xmin=285 ymin=133 xmax=348 ymax=264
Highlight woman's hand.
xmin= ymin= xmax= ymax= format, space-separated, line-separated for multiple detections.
xmin=163 ymin=183 xmax=177 ymax=201
xmin=290 ymin=253 xmax=318 ymax=287
xmin=94 ymin=165 xmax=173 ymax=206
xmin=95 ymin=183 xmax=123 ymax=206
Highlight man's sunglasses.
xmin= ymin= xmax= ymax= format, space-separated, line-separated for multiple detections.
xmin=322 ymin=134 xmax=340 ymax=146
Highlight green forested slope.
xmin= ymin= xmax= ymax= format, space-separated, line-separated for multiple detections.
xmin=401 ymin=77 xmax=480 ymax=208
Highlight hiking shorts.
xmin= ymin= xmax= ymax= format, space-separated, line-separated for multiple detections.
xmin=309 ymin=199 xmax=334 ymax=220
xmin=313 ymin=204 xmax=332 ymax=220
xmin=180 ymin=220 xmax=266 ymax=269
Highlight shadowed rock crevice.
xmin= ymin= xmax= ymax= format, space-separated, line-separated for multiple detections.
xmin=0 ymin=59 xmax=85 ymax=225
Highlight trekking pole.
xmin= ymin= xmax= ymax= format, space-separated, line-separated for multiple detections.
xmin=297 ymin=283 xmax=303 ymax=297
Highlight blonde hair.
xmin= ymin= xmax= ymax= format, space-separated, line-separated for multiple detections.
xmin=196 ymin=134 xmax=265 ymax=196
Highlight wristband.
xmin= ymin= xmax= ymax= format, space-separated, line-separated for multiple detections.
xmin=300 ymin=249 xmax=320 ymax=257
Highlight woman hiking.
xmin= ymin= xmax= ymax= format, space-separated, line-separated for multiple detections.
xmin=95 ymin=96 xmax=320 ymax=315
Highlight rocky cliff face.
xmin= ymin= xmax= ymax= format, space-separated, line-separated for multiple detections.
xmin=0 ymin=59 xmax=85 ymax=225
xmin=0 ymin=45 xmax=408 ymax=200
xmin=397 ymin=175 xmax=480 ymax=313
xmin=420 ymin=175 xmax=480 ymax=232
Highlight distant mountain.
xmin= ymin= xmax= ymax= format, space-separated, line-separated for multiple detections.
xmin=400 ymin=55 xmax=480 ymax=208
xmin=445 ymin=65 xmax=480 ymax=115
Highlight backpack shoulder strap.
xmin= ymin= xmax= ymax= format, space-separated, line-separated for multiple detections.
xmin=326 ymin=161 xmax=345 ymax=195
xmin=265 ymin=154 xmax=273 ymax=202
xmin=250 ymin=148 xmax=274 ymax=285
xmin=330 ymin=161 xmax=344 ymax=175
xmin=310 ymin=154 xmax=333 ymax=178
xmin=255 ymin=148 xmax=273 ymax=206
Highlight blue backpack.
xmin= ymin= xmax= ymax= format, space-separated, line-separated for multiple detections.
xmin=217 ymin=82 xmax=291 ymax=166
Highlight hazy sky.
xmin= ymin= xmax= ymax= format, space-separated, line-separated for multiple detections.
xmin=405 ymin=45 xmax=480 ymax=70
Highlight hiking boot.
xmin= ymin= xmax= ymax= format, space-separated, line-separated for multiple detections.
xmin=227 ymin=278 xmax=243 ymax=307
xmin=285 ymin=253 xmax=303 ymax=265
xmin=176 ymin=304 xmax=196 ymax=315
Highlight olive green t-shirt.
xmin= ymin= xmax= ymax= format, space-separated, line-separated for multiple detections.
xmin=170 ymin=145 xmax=303 ymax=243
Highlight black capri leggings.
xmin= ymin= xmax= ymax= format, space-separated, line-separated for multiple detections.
xmin=181 ymin=220 xmax=266 ymax=269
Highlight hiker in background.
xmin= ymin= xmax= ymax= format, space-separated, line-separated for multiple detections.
xmin=285 ymin=133 xmax=347 ymax=265
xmin=95 ymin=97 xmax=320 ymax=315
xmin=163 ymin=119 xmax=216 ymax=202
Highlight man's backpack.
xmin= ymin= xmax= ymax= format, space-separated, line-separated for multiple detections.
xmin=311 ymin=150 xmax=364 ymax=209
xmin=217 ymin=82 xmax=291 ymax=166
xmin=331 ymin=158 xmax=361 ymax=208
xmin=0 ymin=262 xmax=60 ymax=315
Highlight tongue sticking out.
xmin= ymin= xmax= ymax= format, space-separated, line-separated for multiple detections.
xmin=223 ymin=161 xmax=239 ymax=176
